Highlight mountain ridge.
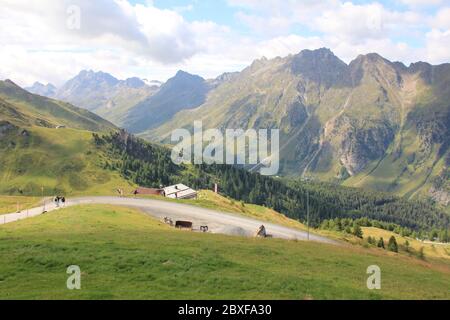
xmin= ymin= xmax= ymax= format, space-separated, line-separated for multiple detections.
xmin=47 ymin=70 xmax=160 ymax=127
xmin=123 ymin=70 xmax=213 ymax=133
xmin=0 ymin=79 xmax=115 ymax=132
xmin=19 ymin=49 xmax=450 ymax=205
xmin=25 ymin=82 xmax=57 ymax=97
xmin=141 ymin=48 xmax=450 ymax=205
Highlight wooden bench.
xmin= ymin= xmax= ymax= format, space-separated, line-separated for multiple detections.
xmin=175 ymin=221 xmax=193 ymax=230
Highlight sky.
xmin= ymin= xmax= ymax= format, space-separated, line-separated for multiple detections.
xmin=1 ymin=0 xmax=449 ymax=87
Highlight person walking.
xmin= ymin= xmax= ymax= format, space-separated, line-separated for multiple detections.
xmin=61 ymin=197 xmax=66 ymax=207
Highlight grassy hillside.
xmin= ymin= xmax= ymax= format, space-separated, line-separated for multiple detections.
xmin=95 ymin=131 xmax=449 ymax=232
xmin=0 ymin=126 xmax=134 ymax=196
xmin=361 ymin=227 xmax=450 ymax=261
xmin=0 ymin=81 xmax=446 ymax=234
xmin=0 ymin=80 xmax=115 ymax=132
xmin=0 ymin=205 xmax=448 ymax=300
xmin=164 ymin=191 xmax=450 ymax=255
xmin=0 ymin=81 xmax=132 ymax=197
xmin=195 ymin=190 xmax=309 ymax=230
xmin=0 ymin=196 xmax=42 ymax=215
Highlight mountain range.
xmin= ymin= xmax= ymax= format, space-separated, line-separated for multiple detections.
xmin=26 ymin=82 xmax=57 ymax=97
xmin=0 ymin=77 xmax=447 ymax=229
xmin=22 ymin=49 xmax=450 ymax=206
xmin=26 ymin=70 xmax=160 ymax=128
xmin=149 ymin=49 xmax=449 ymax=205
xmin=2 ymin=79 xmax=114 ymax=132
xmin=1 ymin=72 xmax=448 ymax=301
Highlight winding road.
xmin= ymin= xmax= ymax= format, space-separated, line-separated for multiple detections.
xmin=0 ymin=196 xmax=337 ymax=245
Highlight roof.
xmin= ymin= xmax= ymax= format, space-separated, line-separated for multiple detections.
xmin=163 ymin=184 xmax=197 ymax=199
xmin=135 ymin=187 xmax=163 ymax=195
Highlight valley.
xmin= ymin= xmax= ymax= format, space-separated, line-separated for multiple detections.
xmin=27 ymin=50 xmax=450 ymax=207
xmin=3 ymin=0 xmax=450 ymax=304
xmin=1 ymin=53 xmax=449 ymax=300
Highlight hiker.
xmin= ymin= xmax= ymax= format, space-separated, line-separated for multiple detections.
xmin=61 ymin=197 xmax=66 ymax=207
xmin=54 ymin=196 xmax=60 ymax=208
xmin=255 ymin=225 xmax=267 ymax=238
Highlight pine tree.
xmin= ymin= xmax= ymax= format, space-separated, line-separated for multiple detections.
xmin=353 ymin=224 xmax=363 ymax=239
xmin=377 ymin=237 xmax=385 ymax=249
xmin=404 ymin=240 xmax=410 ymax=252
xmin=419 ymin=247 xmax=425 ymax=260
xmin=388 ymin=236 xmax=398 ymax=253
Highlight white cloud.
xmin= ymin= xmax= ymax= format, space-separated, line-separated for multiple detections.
xmin=235 ymin=11 xmax=292 ymax=36
xmin=431 ymin=7 xmax=450 ymax=30
xmin=399 ymin=0 xmax=443 ymax=6
xmin=229 ymin=0 xmax=335 ymax=34
xmin=0 ymin=0 xmax=448 ymax=88
xmin=0 ymin=0 xmax=232 ymax=85
xmin=0 ymin=0 xmax=227 ymax=64
xmin=314 ymin=2 xmax=424 ymax=44
xmin=425 ymin=29 xmax=450 ymax=64
xmin=173 ymin=4 xmax=194 ymax=13
xmin=255 ymin=35 xmax=325 ymax=59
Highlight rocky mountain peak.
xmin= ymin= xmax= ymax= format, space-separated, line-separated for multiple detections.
xmin=349 ymin=52 xmax=402 ymax=87
xmin=25 ymin=82 xmax=57 ymax=97
xmin=208 ymin=72 xmax=240 ymax=88
xmin=290 ymin=48 xmax=350 ymax=87
xmin=74 ymin=70 xmax=119 ymax=87
xmin=173 ymin=70 xmax=204 ymax=82
xmin=164 ymin=71 xmax=206 ymax=90
xmin=408 ymin=62 xmax=434 ymax=83
xmin=123 ymin=77 xmax=146 ymax=89
xmin=350 ymin=53 xmax=395 ymax=70
xmin=3 ymin=79 xmax=19 ymax=87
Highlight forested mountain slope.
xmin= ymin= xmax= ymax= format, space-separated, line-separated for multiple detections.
xmin=144 ymin=49 xmax=450 ymax=204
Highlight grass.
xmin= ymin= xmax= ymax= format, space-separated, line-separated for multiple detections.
xmin=1 ymin=80 xmax=129 ymax=197
xmin=0 ymin=196 xmax=42 ymax=215
xmin=361 ymin=227 xmax=450 ymax=261
xmin=0 ymin=126 xmax=135 ymax=197
xmin=0 ymin=79 xmax=115 ymax=133
xmin=0 ymin=205 xmax=448 ymax=300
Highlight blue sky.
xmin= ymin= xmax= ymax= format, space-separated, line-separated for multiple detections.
xmin=1 ymin=0 xmax=449 ymax=86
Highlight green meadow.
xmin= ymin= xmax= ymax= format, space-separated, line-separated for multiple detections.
xmin=0 ymin=126 xmax=134 ymax=196
xmin=0 ymin=205 xmax=448 ymax=300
